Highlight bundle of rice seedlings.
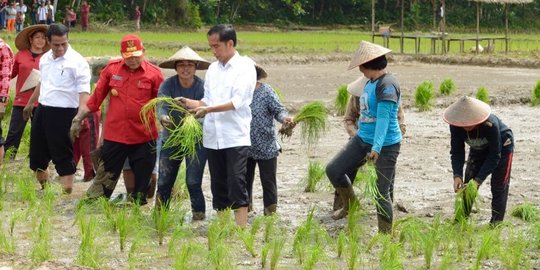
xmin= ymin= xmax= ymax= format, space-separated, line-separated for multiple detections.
xmin=303 ymin=160 xmax=326 ymax=192
xmin=476 ymin=86 xmax=491 ymax=104
xmin=140 ymin=97 xmax=202 ymax=159
xmin=531 ymin=80 xmax=540 ymax=106
xmin=510 ymin=203 xmax=539 ymax=222
xmin=439 ymin=78 xmax=456 ymax=96
xmin=414 ymin=80 xmax=435 ymax=111
xmin=334 ymin=84 xmax=349 ymax=116
xmin=454 ymin=181 xmax=479 ymax=223
xmin=279 ymin=101 xmax=328 ymax=147
xmin=356 ymin=161 xmax=385 ymax=212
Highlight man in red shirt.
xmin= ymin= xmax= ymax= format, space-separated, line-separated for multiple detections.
xmin=70 ymin=34 xmax=164 ymax=204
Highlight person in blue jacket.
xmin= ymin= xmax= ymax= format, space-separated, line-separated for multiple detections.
xmin=326 ymin=41 xmax=402 ymax=234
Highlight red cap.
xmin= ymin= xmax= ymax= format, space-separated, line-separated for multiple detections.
xmin=120 ymin=34 xmax=144 ymax=58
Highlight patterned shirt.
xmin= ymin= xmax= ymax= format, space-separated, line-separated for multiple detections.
xmin=0 ymin=39 xmax=13 ymax=101
xmin=249 ymin=83 xmax=288 ymax=160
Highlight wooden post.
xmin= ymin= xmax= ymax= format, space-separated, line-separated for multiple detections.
xmin=505 ymin=4 xmax=509 ymax=54
xmin=476 ymin=1 xmax=480 ymax=54
xmin=400 ymin=0 xmax=404 ymax=53
xmin=441 ymin=0 xmax=446 ymax=54
xmin=371 ymin=0 xmax=375 ymax=43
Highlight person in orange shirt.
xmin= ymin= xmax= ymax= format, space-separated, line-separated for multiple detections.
xmin=70 ymin=34 xmax=164 ymax=205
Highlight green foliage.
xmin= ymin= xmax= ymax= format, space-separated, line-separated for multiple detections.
xmin=415 ymin=81 xmax=435 ymax=111
xmin=288 ymin=101 xmax=328 ymax=147
xmin=511 ymin=203 xmax=539 ymax=222
xmin=76 ymin=214 xmax=101 ymax=268
xmin=531 ymin=80 xmax=540 ymax=106
xmin=30 ymin=217 xmax=52 ymax=264
xmin=303 ymin=160 xmax=326 ymax=193
xmin=334 ymin=84 xmax=350 ymax=116
xmin=473 ymin=228 xmax=501 ymax=270
xmin=439 ymin=78 xmax=456 ymax=96
xmin=476 ymin=87 xmax=491 ymax=104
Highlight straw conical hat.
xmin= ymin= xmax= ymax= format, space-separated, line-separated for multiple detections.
xmin=159 ymin=46 xmax=210 ymax=70
xmin=347 ymin=41 xmax=391 ymax=70
xmin=443 ymin=96 xmax=491 ymax=127
xmin=9 ymin=69 xmax=41 ymax=92
xmin=15 ymin=24 xmax=50 ymax=51
xmin=346 ymin=76 xmax=369 ymax=96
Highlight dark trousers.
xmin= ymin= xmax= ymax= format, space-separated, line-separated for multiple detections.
xmin=464 ymin=144 xmax=514 ymax=223
xmin=4 ymin=106 xmax=34 ymax=158
xmin=157 ymin=142 xmax=207 ymax=212
xmin=207 ymin=146 xmax=249 ymax=210
xmin=100 ymin=140 xmax=156 ymax=204
xmin=326 ymin=135 xmax=401 ymax=222
xmin=246 ymin=157 xmax=278 ymax=208
xmin=29 ymin=104 xmax=77 ymax=176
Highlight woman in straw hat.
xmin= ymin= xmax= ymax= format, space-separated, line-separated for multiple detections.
xmin=155 ymin=46 xmax=210 ymax=221
xmin=326 ymin=41 xmax=402 ymax=233
xmin=245 ymin=60 xmax=293 ymax=216
xmin=330 ymin=76 xmax=407 ymax=212
xmin=443 ymin=96 xmax=514 ymax=225
xmin=5 ymin=24 xmax=49 ymax=159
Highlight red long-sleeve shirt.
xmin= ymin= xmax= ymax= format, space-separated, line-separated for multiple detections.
xmin=0 ymin=39 xmax=13 ymax=102
xmin=86 ymin=58 xmax=163 ymax=144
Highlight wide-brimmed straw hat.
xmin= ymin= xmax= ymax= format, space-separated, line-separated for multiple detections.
xmin=15 ymin=24 xmax=49 ymax=51
xmin=347 ymin=41 xmax=391 ymax=70
xmin=159 ymin=46 xmax=210 ymax=70
xmin=346 ymin=76 xmax=369 ymax=96
xmin=443 ymin=96 xmax=491 ymax=127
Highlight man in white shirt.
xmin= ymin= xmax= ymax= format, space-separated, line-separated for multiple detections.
xmin=23 ymin=23 xmax=91 ymax=194
xmin=179 ymin=24 xmax=256 ymax=227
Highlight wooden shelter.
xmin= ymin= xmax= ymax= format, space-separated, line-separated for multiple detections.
xmin=469 ymin=0 xmax=533 ymax=53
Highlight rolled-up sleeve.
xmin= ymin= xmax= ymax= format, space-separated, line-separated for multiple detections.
xmin=76 ymin=60 xmax=91 ymax=94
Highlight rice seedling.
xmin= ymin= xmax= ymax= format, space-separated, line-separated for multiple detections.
xmin=98 ymin=197 xmax=117 ymax=231
xmin=153 ymin=204 xmax=175 ymax=245
xmin=14 ymin=174 xmax=37 ymax=206
xmin=531 ymin=80 xmax=540 ymax=106
xmin=356 ymin=161 xmax=386 ymax=213
xmin=0 ymin=220 xmax=15 ymax=254
xmin=270 ymin=235 xmax=286 ymax=270
xmin=76 ymin=214 xmax=100 ymax=268
xmin=171 ymin=163 xmax=189 ymax=201
xmin=347 ymin=234 xmax=361 ymax=270
xmin=414 ymin=80 xmax=435 ymax=111
xmin=116 ymin=206 xmax=131 ymax=252
xmin=346 ymin=201 xmax=363 ymax=236
xmin=303 ymin=160 xmax=326 ymax=192
xmin=174 ymin=242 xmax=205 ymax=270
xmin=237 ymin=215 xmax=263 ymax=257
xmin=9 ymin=210 xmax=24 ymax=237
xmin=334 ymin=84 xmax=349 ymax=116
xmin=30 ymin=216 xmax=52 ymax=264
xmin=439 ymin=78 xmax=456 ymax=95
xmin=303 ymin=244 xmax=324 ymax=270
xmin=208 ymin=242 xmax=233 ymax=270
xmin=395 ymin=217 xmax=424 ymax=256
xmin=40 ymin=182 xmax=60 ymax=215
xmin=207 ymin=210 xmax=236 ymax=250
xmin=510 ymin=203 xmax=539 ymax=222
xmin=263 ymin=213 xmax=278 ymax=243
xmin=379 ymin=234 xmax=404 ymax=270
xmin=168 ymin=222 xmax=195 ymax=256
xmin=498 ymin=230 xmax=530 ymax=270
xmin=337 ymin=231 xmax=347 ymax=258
xmin=420 ymin=225 xmax=439 ymax=269
xmin=475 ymin=86 xmax=491 ymax=104
xmin=473 ymin=228 xmax=501 ymax=270
xmin=454 ymin=182 xmax=479 ymax=224
xmin=279 ymin=101 xmax=328 ymax=147
xmin=532 ymin=221 xmax=540 ymax=249
xmin=261 ymin=241 xmax=271 ymax=269
xmin=140 ymin=97 xmax=202 ymax=159
xmin=128 ymin=232 xmax=145 ymax=270
xmin=293 ymin=208 xmax=329 ymax=265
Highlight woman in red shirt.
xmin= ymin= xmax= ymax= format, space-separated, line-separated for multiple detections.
xmin=6 ymin=24 xmax=49 ymax=159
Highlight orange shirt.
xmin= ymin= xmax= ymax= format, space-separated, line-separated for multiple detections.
xmin=87 ymin=58 xmax=163 ymax=144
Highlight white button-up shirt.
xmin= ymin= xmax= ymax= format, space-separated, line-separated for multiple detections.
xmin=202 ymin=52 xmax=256 ymax=150
xmin=38 ymin=45 xmax=91 ymax=108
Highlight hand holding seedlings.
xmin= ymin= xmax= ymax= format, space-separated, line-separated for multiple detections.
xmin=368 ymin=150 xmax=379 ymax=163
xmin=159 ymin=115 xmax=173 ymax=128
xmin=174 ymin=96 xmax=190 ymax=109
xmin=453 ymin=176 xmax=463 ymax=192
xmin=69 ymin=117 xmax=83 ymax=142
xmin=192 ymin=107 xmax=209 ymax=119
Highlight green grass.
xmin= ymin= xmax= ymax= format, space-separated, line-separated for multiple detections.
xmin=439 ymin=78 xmax=456 ymax=96
xmin=531 ymin=80 xmax=540 ymax=106
xmin=454 ymin=182 xmax=479 ymax=224
xmin=511 ymin=203 xmax=539 ymax=222
xmin=281 ymin=101 xmax=328 ymax=147
xmin=476 ymin=86 xmax=491 ymax=104
xmin=415 ymin=80 xmax=435 ymax=111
